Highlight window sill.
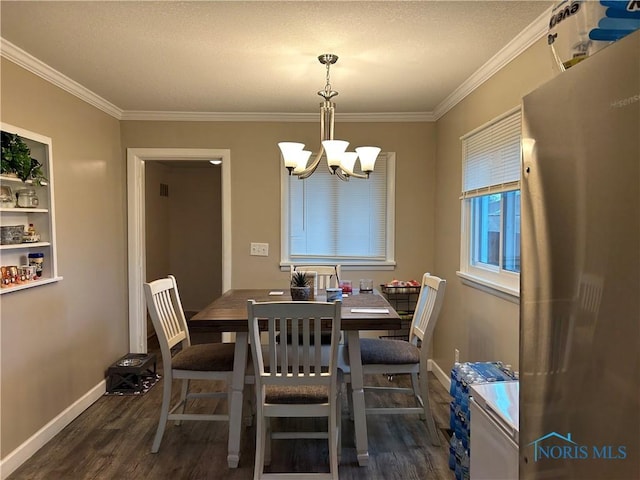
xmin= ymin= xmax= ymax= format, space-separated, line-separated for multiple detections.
xmin=456 ymin=271 xmax=519 ymax=304
xmin=281 ymin=261 xmax=396 ymax=271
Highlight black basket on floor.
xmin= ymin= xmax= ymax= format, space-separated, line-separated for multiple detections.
xmin=106 ymin=353 xmax=157 ymax=394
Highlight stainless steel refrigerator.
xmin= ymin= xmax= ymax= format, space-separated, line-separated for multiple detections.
xmin=520 ymin=30 xmax=639 ymax=480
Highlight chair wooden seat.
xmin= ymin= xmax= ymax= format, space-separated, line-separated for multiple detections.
xmin=359 ymin=337 xmax=420 ymax=365
xmin=265 ymin=384 xmax=330 ymax=404
xmin=172 ymin=342 xmax=236 ymax=371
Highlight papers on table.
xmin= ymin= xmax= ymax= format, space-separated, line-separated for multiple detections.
xmin=350 ymin=308 xmax=389 ymax=314
xmin=269 ymin=291 xmax=284 ymax=296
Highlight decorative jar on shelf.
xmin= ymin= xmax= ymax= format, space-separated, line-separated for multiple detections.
xmin=28 ymin=252 xmax=44 ymax=277
xmin=16 ymin=188 xmax=39 ymax=208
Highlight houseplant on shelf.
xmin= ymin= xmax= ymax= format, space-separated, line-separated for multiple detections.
xmin=1 ymin=131 xmax=48 ymax=185
xmin=290 ymin=271 xmax=311 ymax=301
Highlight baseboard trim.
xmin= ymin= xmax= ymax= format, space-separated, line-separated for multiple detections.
xmin=0 ymin=380 xmax=106 ymax=480
xmin=429 ymin=359 xmax=452 ymax=393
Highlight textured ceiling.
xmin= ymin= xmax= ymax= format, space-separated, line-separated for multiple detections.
xmin=0 ymin=1 xmax=553 ymax=115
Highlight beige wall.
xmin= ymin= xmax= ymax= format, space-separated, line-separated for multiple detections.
xmin=121 ymin=121 xmax=438 ymax=291
xmin=144 ymin=162 xmax=170 ymax=336
xmin=432 ymin=37 xmax=557 ymax=374
xmin=145 ymin=162 xmax=171 ymax=283
xmin=167 ymin=165 xmax=222 ymax=310
xmin=0 ymin=59 xmax=127 ymax=456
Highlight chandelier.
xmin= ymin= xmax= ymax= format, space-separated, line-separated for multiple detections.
xmin=278 ymin=54 xmax=381 ymax=181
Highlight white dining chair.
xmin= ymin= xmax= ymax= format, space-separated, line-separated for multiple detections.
xmin=144 ymin=275 xmax=236 ymax=453
xmin=248 ymin=299 xmax=342 ymax=480
xmin=343 ymin=273 xmax=446 ymax=446
xmin=289 ymin=264 xmax=343 ymax=346
xmin=290 ymin=264 xmax=341 ymax=295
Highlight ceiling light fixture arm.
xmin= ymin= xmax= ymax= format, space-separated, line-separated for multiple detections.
xmin=298 ymin=53 xmax=338 ymax=180
xmin=297 ymin=100 xmax=332 ymax=179
xmin=279 ymin=53 xmax=379 ymax=181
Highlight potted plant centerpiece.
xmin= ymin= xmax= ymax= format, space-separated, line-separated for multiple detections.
xmin=1 ymin=131 xmax=48 ymax=185
xmin=290 ymin=271 xmax=311 ymax=301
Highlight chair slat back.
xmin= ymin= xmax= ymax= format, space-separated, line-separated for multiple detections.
xmin=144 ymin=276 xmax=190 ymax=356
xmin=291 ymin=265 xmax=341 ymax=293
xmin=577 ymin=273 xmax=603 ymax=315
xmin=248 ymin=300 xmax=341 ymax=387
xmin=409 ymin=273 xmax=446 ymax=346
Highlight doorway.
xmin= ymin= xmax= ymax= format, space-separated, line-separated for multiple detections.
xmin=127 ymin=148 xmax=231 ymax=353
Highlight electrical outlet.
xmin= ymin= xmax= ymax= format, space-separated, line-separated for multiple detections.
xmin=250 ymin=242 xmax=269 ymax=256
xmin=454 ymin=348 xmax=460 ymax=363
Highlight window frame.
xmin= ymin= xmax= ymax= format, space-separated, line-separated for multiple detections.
xmin=459 ymin=189 xmax=520 ymax=297
xmin=457 ymin=107 xmax=521 ymax=301
xmin=280 ymin=152 xmax=396 ymax=270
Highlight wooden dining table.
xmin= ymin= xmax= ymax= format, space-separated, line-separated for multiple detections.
xmin=190 ymin=288 xmax=401 ymax=468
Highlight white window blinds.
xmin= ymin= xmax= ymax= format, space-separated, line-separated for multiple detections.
xmin=461 ymin=108 xmax=521 ymax=197
xmin=288 ymin=154 xmax=388 ymax=260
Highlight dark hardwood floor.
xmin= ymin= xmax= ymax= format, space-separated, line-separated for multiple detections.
xmin=8 ymin=337 xmax=455 ymax=480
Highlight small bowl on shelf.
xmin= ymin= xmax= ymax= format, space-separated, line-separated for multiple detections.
xmin=22 ymin=233 xmax=41 ymax=243
xmin=0 ymin=225 xmax=25 ymax=245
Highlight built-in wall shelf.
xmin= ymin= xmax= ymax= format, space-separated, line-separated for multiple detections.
xmin=1 ymin=208 xmax=49 ymax=213
xmin=0 ymin=242 xmax=52 ymax=251
xmin=1 ymin=123 xmax=61 ymax=294
xmin=0 ymin=276 xmax=63 ymax=294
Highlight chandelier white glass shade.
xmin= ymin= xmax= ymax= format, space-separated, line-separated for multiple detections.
xmin=278 ymin=54 xmax=381 ymax=181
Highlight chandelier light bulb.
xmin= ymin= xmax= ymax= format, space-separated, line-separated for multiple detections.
xmin=278 ymin=142 xmax=306 ymax=170
xmin=340 ymin=152 xmax=359 ymax=175
xmin=355 ymin=146 xmax=381 ymax=173
xmin=322 ymin=140 xmax=349 ymax=172
xmin=293 ymin=150 xmax=313 ymax=173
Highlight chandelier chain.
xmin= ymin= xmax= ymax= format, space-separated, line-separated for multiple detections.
xmin=325 ymin=61 xmax=332 ymax=95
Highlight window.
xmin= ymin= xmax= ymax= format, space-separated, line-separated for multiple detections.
xmin=281 ymin=153 xmax=395 ymax=268
xmin=458 ymin=108 xmax=521 ymax=297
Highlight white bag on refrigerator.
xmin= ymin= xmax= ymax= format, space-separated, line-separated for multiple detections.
xmin=547 ymin=0 xmax=640 ymax=71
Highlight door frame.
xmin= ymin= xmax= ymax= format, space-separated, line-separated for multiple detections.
xmin=127 ymin=148 xmax=231 ymax=353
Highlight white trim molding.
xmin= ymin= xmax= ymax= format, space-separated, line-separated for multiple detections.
xmin=433 ymin=5 xmax=552 ymax=120
xmin=0 ymin=381 xmax=106 ymax=480
xmin=120 ymin=111 xmax=435 ymax=122
xmin=127 ymin=148 xmax=232 ymax=353
xmin=0 ymin=38 xmax=123 ymax=120
xmin=457 ymin=271 xmax=520 ymax=304
xmin=429 ymin=359 xmax=452 ymax=393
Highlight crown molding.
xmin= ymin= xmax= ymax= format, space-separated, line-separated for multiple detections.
xmin=120 ymin=111 xmax=314 ymax=122
xmin=120 ymin=110 xmax=435 ymax=122
xmin=432 ymin=5 xmax=552 ymax=120
xmin=0 ymin=38 xmax=123 ymax=119
xmin=339 ymin=112 xmax=435 ymax=122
